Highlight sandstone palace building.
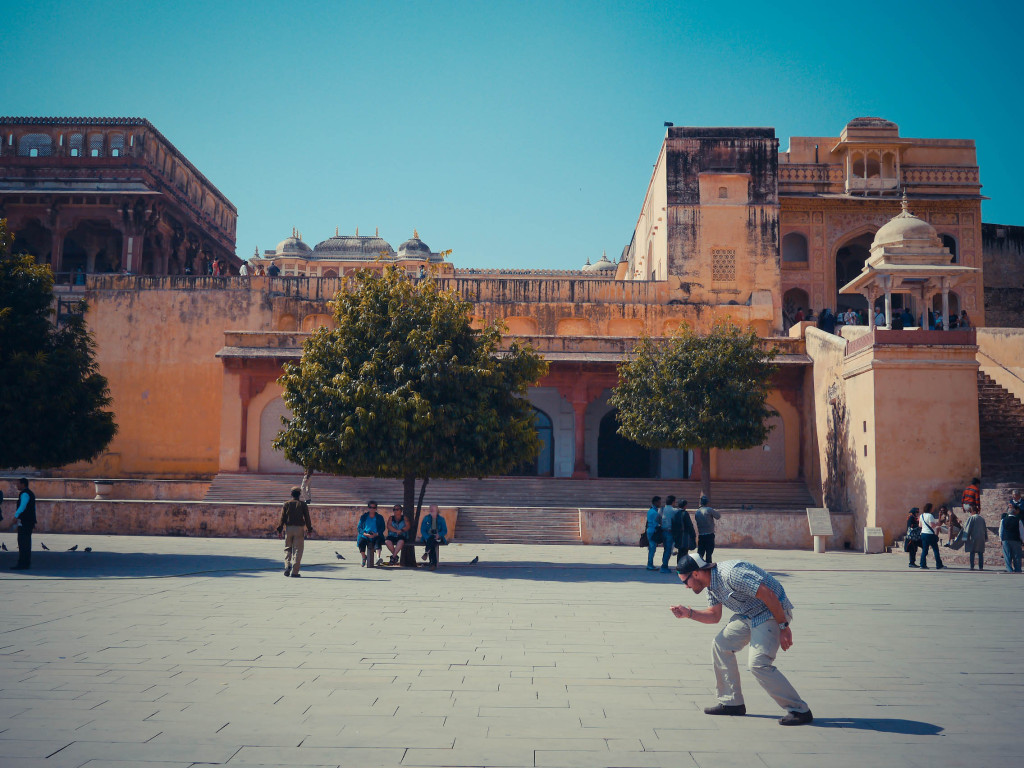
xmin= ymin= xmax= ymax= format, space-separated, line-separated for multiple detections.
xmin=2 ymin=116 xmax=1023 ymax=547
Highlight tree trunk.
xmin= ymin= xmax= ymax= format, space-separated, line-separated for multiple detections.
xmin=400 ymin=474 xmax=420 ymax=567
xmin=699 ymin=446 xmax=711 ymax=501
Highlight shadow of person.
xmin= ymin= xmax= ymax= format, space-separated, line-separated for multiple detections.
xmin=813 ymin=717 xmax=943 ymax=735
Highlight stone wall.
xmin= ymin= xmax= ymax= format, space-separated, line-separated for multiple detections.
xmin=982 ymin=223 xmax=1024 ymax=327
xmin=18 ymin=499 xmax=459 ymax=540
xmin=580 ymin=508 xmax=855 ymax=550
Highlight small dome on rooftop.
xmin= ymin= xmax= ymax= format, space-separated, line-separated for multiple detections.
xmin=275 ymin=228 xmax=312 ymax=256
xmin=872 ymin=198 xmax=941 ymax=250
xmin=398 ymin=229 xmax=431 ymax=258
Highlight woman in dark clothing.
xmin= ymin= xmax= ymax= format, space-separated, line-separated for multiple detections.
xmin=905 ymin=507 xmax=922 ymax=567
xmin=670 ymin=498 xmax=694 ymax=566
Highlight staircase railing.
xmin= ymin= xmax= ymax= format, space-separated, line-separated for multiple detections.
xmin=978 ymin=350 xmax=1024 ymax=394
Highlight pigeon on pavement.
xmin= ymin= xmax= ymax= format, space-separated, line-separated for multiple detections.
xmin=470 ymin=556 xmax=479 ymax=564
xmin=40 ymin=542 xmax=50 ymax=551
xmin=0 ymin=542 xmax=6 ymax=551
xmin=84 ymin=547 xmax=92 ymax=553
xmin=335 ymin=551 xmax=345 ymax=560
xmin=68 ymin=545 xmax=78 ymax=552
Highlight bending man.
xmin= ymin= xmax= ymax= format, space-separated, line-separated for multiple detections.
xmin=671 ymin=553 xmax=813 ymax=726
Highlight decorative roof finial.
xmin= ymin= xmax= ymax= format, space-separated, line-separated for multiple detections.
xmin=254 ymin=246 xmax=259 ymax=258
xmin=356 ymin=226 xmax=359 ymax=236
xmin=335 ymin=226 xmax=339 ymax=236
xmin=414 ymin=228 xmax=419 ymax=239
xmin=901 ymin=191 xmax=910 ymax=216
xmin=375 ymin=227 xmax=379 ymax=237
xmin=602 ymin=250 xmax=607 ymax=261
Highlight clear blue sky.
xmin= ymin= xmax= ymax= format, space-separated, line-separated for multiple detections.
xmin=2 ymin=0 xmax=1021 ymax=270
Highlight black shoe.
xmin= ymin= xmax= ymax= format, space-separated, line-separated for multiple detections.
xmin=920 ymin=565 xmax=929 ymax=569
xmin=908 ymin=563 xmax=918 ymax=568
xmin=704 ymin=703 xmax=746 ymax=716
xmin=284 ymin=567 xmax=291 ymax=576
xmin=9 ymin=565 xmax=28 ymax=570
xmin=291 ymin=572 xmax=301 ymax=577
xmin=936 ymin=564 xmax=945 ymax=569
xmin=779 ymin=710 xmax=813 ymax=726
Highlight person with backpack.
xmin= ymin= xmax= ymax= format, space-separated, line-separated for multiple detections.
xmin=9 ymin=478 xmax=36 ymax=571
xmin=999 ymin=496 xmax=1024 ymax=573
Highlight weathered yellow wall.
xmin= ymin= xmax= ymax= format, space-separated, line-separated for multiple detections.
xmin=977 ymin=327 xmax=1024 ymax=401
xmin=806 ymin=325 xmax=981 ymax=545
xmin=82 ymin=279 xmax=276 ymax=476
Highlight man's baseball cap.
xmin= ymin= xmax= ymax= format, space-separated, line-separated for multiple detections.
xmin=676 ymin=553 xmax=713 ymax=575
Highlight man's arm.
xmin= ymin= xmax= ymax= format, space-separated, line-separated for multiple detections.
xmin=755 ymin=583 xmax=794 ymax=651
xmin=15 ymin=492 xmax=28 ymax=518
xmin=670 ymin=603 xmax=722 ymax=624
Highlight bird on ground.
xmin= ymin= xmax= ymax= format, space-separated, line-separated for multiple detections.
xmin=84 ymin=547 xmax=92 ymax=553
xmin=68 ymin=545 xmax=78 ymax=552
xmin=334 ymin=551 xmax=345 ymax=560
xmin=0 ymin=542 xmax=6 ymax=551
xmin=40 ymin=542 xmax=50 ymax=551
xmin=470 ymin=556 xmax=479 ymax=564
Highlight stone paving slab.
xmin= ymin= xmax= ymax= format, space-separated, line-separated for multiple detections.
xmin=2 ymin=533 xmax=1023 ymax=767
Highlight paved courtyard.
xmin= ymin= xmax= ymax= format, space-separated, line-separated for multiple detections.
xmin=1 ymin=533 xmax=1020 ymax=768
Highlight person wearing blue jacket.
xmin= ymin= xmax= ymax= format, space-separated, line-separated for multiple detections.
xmin=646 ymin=496 xmax=662 ymax=571
xmin=420 ymin=504 xmax=448 ymax=569
xmin=357 ymin=501 xmax=386 ymax=568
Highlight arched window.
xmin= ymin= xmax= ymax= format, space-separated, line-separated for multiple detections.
xmin=68 ymin=133 xmax=84 ymax=157
xmin=782 ymin=233 xmax=809 ymax=263
xmin=109 ymin=134 xmax=125 ymax=157
xmin=88 ymin=134 xmax=104 ymax=157
xmin=17 ymin=133 xmax=53 ymax=157
xmin=509 ymin=407 xmax=554 ymax=476
xmin=940 ymin=234 xmax=958 ymax=264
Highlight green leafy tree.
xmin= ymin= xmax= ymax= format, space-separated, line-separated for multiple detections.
xmin=274 ymin=265 xmax=548 ymax=564
xmin=610 ymin=322 xmax=778 ymax=499
xmin=0 ymin=220 xmax=117 ymax=469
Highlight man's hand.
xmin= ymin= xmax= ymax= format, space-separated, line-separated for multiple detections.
xmin=670 ymin=605 xmax=691 ymax=619
xmin=780 ymin=626 xmax=794 ymax=651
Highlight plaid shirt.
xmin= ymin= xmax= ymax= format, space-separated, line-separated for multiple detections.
xmin=706 ymin=560 xmax=794 ymax=627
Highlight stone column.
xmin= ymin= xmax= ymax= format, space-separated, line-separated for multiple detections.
xmin=50 ymin=227 xmax=64 ymax=273
xmin=571 ymin=401 xmax=589 ymax=479
xmin=941 ymin=278 xmax=950 ymax=331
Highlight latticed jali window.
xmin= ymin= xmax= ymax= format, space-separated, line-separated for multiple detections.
xmin=711 ymin=248 xmax=736 ymax=282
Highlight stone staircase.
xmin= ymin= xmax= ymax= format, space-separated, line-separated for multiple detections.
xmin=454 ymin=508 xmax=582 ymax=544
xmin=203 ymin=473 xmax=815 ymax=510
xmin=978 ymin=371 xmax=1024 ymax=482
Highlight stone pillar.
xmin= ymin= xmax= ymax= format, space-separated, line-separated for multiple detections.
xmin=50 ymin=228 xmax=64 ymax=273
xmin=571 ymin=401 xmax=589 ymax=479
xmin=941 ymin=279 xmax=950 ymax=330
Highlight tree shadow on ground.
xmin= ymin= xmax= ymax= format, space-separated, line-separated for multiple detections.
xmin=814 ymin=717 xmax=944 ymax=735
xmin=392 ymin=560 xmax=774 ymax=584
xmin=0 ymin=550 xmax=283 ymax=579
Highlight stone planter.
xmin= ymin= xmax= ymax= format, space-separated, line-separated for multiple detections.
xmin=93 ymin=481 xmax=114 ymax=500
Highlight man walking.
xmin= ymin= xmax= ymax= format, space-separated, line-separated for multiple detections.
xmin=671 ymin=553 xmax=812 ymax=726
xmin=276 ymin=486 xmax=313 ymax=577
xmin=999 ymin=495 xmax=1023 ymax=573
xmin=9 ymin=478 xmax=37 ymax=571
xmin=918 ymin=504 xmax=945 ymax=569
xmin=694 ymin=495 xmax=720 ymax=562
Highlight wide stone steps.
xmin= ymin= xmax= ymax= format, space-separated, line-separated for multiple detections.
xmin=204 ymin=473 xmax=815 ymax=510
xmin=977 ymin=372 xmax=1024 ymax=483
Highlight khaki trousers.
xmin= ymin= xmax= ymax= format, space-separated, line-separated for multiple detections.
xmin=713 ymin=615 xmax=809 ymax=713
xmin=284 ymin=526 xmax=306 ymax=573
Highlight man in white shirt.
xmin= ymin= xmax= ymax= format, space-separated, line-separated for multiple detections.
xmin=918 ymin=505 xmax=945 ymax=569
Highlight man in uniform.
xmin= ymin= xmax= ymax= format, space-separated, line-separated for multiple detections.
xmin=9 ymin=478 xmax=37 ymax=571
xmin=671 ymin=553 xmax=813 ymax=726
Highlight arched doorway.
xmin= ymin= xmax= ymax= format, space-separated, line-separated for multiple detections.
xmin=11 ymin=219 xmax=51 ymax=264
xmin=597 ymin=410 xmax=656 ymax=478
xmin=782 ymin=287 xmax=810 ymax=331
xmin=509 ymin=407 xmax=554 ymax=476
xmin=835 ymin=233 xmax=875 ymax=312
xmin=258 ymin=397 xmax=302 ymax=473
